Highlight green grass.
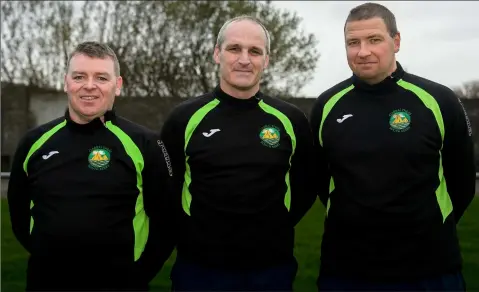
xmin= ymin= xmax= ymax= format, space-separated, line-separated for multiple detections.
xmin=2 ymin=198 xmax=479 ymax=291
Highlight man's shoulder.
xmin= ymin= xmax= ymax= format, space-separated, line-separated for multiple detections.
xmin=23 ymin=116 xmax=67 ymax=144
xmin=311 ymin=77 xmax=355 ymax=112
xmin=114 ymin=115 xmax=155 ymax=134
xmin=13 ymin=116 xmax=66 ymax=155
xmin=261 ymin=94 xmax=308 ymax=122
xmin=112 ymin=115 xmax=158 ymax=147
xmin=168 ymin=92 xmax=217 ymax=121
xmin=316 ymin=77 xmax=355 ymax=104
xmin=400 ymin=72 xmax=457 ymax=104
xmin=400 ymin=72 xmax=471 ymax=132
xmin=401 ymin=72 xmax=472 ymax=137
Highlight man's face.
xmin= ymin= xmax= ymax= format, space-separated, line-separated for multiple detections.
xmin=345 ymin=17 xmax=400 ymax=84
xmin=213 ymin=20 xmax=269 ymax=93
xmin=64 ymin=53 xmax=122 ymax=123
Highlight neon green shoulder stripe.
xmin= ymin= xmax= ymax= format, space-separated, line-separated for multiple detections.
xmin=184 ymin=99 xmax=220 ymax=151
xmin=258 ymin=100 xmax=296 ymax=211
xmin=22 ymin=119 xmax=67 ymax=235
xmin=105 ymin=121 xmax=146 ymax=261
xmin=396 ymin=80 xmax=445 ymax=141
xmin=23 ymin=120 xmax=67 ymax=175
xmin=319 ymin=85 xmax=355 ymax=147
xmin=182 ymin=99 xmax=220 ymax=216
xmin=397 ymin=79 xmax=451 ymax=222
xmin=316 ymin=85 xmax=354 ymax=216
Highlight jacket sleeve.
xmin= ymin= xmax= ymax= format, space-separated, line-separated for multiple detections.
xmin=160 ymin=109 xmax=187 ymax=219
xmin=134 ymin=132 xmax=176 ymax=284
xmin=289 ymin=111 xmax=318 ymax=226
xmin=7 ymin=134 xmax=33 ymax=253
xmin=441 ymin=93 xmax=476 ymax=223
xmin=309 ymin=96 xmax=332 ymax=207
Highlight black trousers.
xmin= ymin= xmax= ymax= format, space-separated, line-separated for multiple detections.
xmin=317 ymin=271 xmax=466 ymax=291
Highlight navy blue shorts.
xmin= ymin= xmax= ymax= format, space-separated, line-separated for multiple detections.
xmin=170 ymin=256 xmax=298 ymax=291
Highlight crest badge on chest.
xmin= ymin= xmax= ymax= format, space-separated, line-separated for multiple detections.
xmin=389 ymin=109 xmax=411 ymax=132
xmin=259 ymin=125 xmax=281 ymax=148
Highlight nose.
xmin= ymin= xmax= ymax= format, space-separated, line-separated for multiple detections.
xmin=83 ymin=77 xmax=96 ymax=90
xmin=357 ymin=43 xmax=371 ymax=58
xmin=238 ymin=49 xmax=251 ymax=65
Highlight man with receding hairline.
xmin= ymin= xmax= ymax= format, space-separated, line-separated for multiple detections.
xmin=161 ymin=15 xmax=317 ymax=291
xmin=7 ymin=41 xmax=176 ymax=291
xmin=310 ymin=2 xmax=475 ymax=291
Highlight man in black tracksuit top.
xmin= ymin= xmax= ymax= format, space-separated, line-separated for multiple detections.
xmin=161 ymin=16 xmax=317 ymax=291
xmin=310 ymin=3 xmax=476 ymax=291
xmin=7 ymin=42 xmax=175 ymax=291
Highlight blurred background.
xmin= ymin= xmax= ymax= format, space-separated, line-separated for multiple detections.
xmin=1 ymin=1 xmax=478 ymax=291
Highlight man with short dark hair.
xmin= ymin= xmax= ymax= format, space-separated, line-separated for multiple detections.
xmin=161 ymin=15 xmax=317 ymax=291
xmin=7 ymin=41 xmax=176 ymax=291
xmin=310 ymin=2 xmax=475 ymax=291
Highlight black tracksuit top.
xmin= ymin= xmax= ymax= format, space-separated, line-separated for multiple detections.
xmin=309 ymin=62 xmax=476 ymax=281
xmin=7 ymin=109 xmax=175 ymax=286
xmin=160 ymin=86 xmax=317 ymax=269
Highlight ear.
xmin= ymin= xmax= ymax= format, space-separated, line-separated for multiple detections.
xmin=115 ymin=76 xmax=123 ymax=96
xmin=213 ymin=45 xmax=221 ymax=65
xmin=264 ymin=54 xmax=270 ymax=69
xmin=63 ymin=74 xmax=68 ymax=92
xmin=393 ymin=32 xmax=401 ymax=53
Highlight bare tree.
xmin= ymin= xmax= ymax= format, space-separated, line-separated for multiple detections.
xmin=454 ymin=80 xmax=479 ymax=99
xmin=1 ymin=1 xmax=91 ymax=89
xmin=159 ymin=0 xmax=319 ymax=98
xmin=1 ymin=1 xmax=320 ymax=98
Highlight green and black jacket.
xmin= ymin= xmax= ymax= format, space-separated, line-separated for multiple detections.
xmin=160 ymin=85 xmax=317 ymax=269
xmin=7 ymin=109 xmax=175 ymax=284
xmin=310 ymin=62 xmax=476 ymax=281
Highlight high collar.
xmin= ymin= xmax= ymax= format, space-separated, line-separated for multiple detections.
xmin=352 ymin=61 xmax=405 ymax=94
xmin=65 ymin=108 xmax=116 ymax=133
xmin=213 ymin=85 xmax=262 ymax=109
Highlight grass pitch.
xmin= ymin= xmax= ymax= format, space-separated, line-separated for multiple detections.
xmin=2 ymin=198 xmax=478 ymax=291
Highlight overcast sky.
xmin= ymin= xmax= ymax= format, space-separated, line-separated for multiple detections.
xmin=271 ymin=1 xmax=479 ymax=97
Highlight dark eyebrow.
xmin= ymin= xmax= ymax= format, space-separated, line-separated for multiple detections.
xmin=71 ymin=71 xmax=111 ymax=77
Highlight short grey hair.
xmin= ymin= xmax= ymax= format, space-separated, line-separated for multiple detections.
xmin=216 ymin=15 xmax=271 ymax=55
xmin=345 ymin=2 xmax=399 ymax=38
xmin=67 ymin=41 xmax=120 ymax=76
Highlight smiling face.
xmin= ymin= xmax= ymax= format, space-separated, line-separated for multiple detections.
xmin=345 ymin=17 xmax=401 ymax=84
xmin=64 ymin=53 xmax=122 ymax=124
xmin=213 ymin=19 xmax=269 ymax=98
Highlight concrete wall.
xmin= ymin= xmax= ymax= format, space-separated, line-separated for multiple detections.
xmin=30 ymin=93 xmax=68 ymax=126
xmin=2 ymin=82 xmax=479 ymax=172
xmin=1 ymin=177 xmax=8 ymax=198
xmin=0 ymin=82 xmax=322 ymax=169
xmin=1 ymin=83 xmax=33 ymax=158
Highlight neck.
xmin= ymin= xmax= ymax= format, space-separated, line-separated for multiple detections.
xmin=68 ymin=107 xmax=105 ymax=124
xmin=220 ymin=79 xmax=259 ymax=99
